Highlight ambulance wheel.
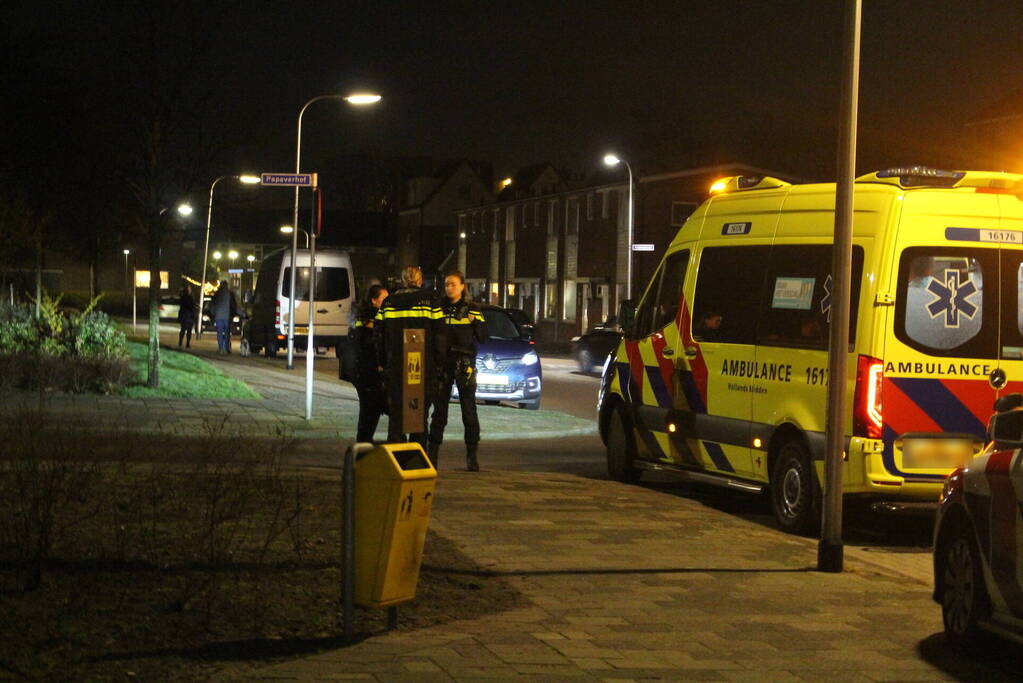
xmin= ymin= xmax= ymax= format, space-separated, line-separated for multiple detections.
xmin=937 ymin=523 xmax=990 ymax=648
xmin=606 ymin=405 xmax=640 ymax=484
xmin=770 ymin=440 xmax=820 ymax=535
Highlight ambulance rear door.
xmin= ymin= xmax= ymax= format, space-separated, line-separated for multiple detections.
xmin=884 ymin=191 xmax=1001 ymax=482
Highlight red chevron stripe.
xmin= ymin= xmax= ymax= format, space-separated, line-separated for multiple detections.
xmin=882 ymin=377 xmax=942 ymax=434
xmin=942 ymin=378 xmax=995 ymax=428
xmin=676 ymin=300 xmax=708 ymax=407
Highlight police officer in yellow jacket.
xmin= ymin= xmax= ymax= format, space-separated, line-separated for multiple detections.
xmin=429 ymin=271 xmax=487 ymax=471
xmin=374 ymin=266 xmax=443 ymax=451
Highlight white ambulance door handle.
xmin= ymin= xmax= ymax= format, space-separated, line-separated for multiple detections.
xmin=684 ymin=347 xmax=698 ymax=359
xmin=662 ymin=348 xmax=674 ymax=357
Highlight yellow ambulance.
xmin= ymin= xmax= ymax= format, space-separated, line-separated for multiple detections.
xmin=597 ymin=167 xmax=1023 ymax=534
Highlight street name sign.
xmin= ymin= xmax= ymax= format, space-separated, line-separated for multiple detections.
xmin=632 ymin=243 xmax=656 ymax=252
xmin=260 ymin=172 xmax=318 ymax=187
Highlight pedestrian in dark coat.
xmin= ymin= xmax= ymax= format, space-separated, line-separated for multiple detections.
xmin=374 ymin=266 xmax=444 ymax=455
xmin=177 ymin=285 xmax=196 ymax=348
xmin=352 ymin=283 xmax=389 ymax=442
xmin=210 ymin=280 xmax=237 ymax=355
xmin=429 ymin=271 xmax=487 ymax=471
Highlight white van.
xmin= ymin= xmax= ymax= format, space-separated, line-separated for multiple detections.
xmin=241 ymin=247 xmax=355 ymax=357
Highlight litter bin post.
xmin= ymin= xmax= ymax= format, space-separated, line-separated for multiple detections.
xmin=353 ymin=442 xmax=437 ymax=609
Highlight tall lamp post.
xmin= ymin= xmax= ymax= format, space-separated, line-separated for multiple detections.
xmin=279 ymin=224 xmax=310 ymax=248
xmin=603 ymin=154 xmax=634 ymax=300
xmin=198 ymin=174 xmax=260 ymax=338
xmin=286 ymin=92 xmax=381 ymax=371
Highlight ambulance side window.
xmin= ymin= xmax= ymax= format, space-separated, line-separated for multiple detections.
xmin=895 ymin=247 xmax=996 ymax=359
xmin=652 ymin=250 xmax=689 ymax=331
xmin=632 ymin=251 xmax=688 ymax=338
xmin=692 ymin=246 xmax=771 ymax=344
xmin=757 ymin=245 xmax=864 ymax=349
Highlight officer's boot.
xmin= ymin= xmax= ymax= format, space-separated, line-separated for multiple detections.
xmin=427 ymin=441 xmax=441 ymax=470
xmin=466 ymin=444 xmax=479 ymax=472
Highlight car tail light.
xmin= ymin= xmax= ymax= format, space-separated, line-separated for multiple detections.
xmin=275 ymin=299 xmax=281 ymax=328
xmin=853 ymin=355 xmax=884 ymax=438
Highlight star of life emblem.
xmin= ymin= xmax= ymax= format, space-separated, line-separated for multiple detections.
xmin=926 ymin=269 xmax=979 ymax=328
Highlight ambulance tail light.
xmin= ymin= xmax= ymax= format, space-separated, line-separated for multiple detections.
xmin=853 ymin=355 xmax=884 ymax=439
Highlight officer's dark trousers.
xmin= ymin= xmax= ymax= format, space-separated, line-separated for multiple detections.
xmin=355 ymin=382 xmax=387 ymax=443
xmin=429 ymin=360 xmax=480 ymax=446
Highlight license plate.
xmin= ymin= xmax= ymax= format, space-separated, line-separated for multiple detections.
xmin=476 ymin=372 xmax=508 ymax=385
xmin=295 ymin=326 xmax=308 ymax=335
xmin=900 ymin=437 xmax=975 ymax=469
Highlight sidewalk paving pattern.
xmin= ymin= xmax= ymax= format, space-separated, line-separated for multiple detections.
xmin=256 ymin=470 xmax=1007 ymax=682
xmin=5 ymin=342 xmax=1010 ymax=680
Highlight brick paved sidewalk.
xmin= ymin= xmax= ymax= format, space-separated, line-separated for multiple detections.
xmin=252 ymin=469 xmax=1018 ymax=682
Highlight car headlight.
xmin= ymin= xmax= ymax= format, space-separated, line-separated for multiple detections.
xmin=522 ymin=351 xmax=539 ymax=366
xmin=233 ymin=315 xmax=240 ymax=322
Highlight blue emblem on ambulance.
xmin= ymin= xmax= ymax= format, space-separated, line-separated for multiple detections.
xmin=926 ymin=269 xmax=978 ymax=328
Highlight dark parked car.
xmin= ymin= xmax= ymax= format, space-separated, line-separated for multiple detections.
xmin=450 ymin=304 xmax=542 ymax=410
xmin=505 ymin=307 xmax=536 ymax=340
xmin=570 ymin=318 xmax=623 ymax=373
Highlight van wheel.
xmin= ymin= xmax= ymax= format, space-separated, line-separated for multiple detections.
xmin=606 ymin=405 xmax=640 ymax=484
xmin=770 ymin=440 xmax=820 ymax=535
xmin=938 ymin=525 xmax=990 ymax=648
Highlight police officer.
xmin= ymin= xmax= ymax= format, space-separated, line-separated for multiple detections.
xmin=352 ymin=283 xmax=389 ymax=442
xmin=374 ymin=266 xmax=443 ymax=451
xmin=429 ymin=271 xmax=487 ymax=471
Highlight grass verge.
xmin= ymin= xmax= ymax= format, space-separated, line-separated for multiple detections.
xmin=121 ymin=341 xmax=260 ymax=399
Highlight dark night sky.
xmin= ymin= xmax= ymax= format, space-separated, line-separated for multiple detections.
xmin=8 ymin=1 xmax=1023 ymax=188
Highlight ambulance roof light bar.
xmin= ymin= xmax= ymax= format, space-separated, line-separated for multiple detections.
xmin=708 ymin=175 xmax=791 ymax=195
xmin=865 ymin=166 xmax=965 ymax=188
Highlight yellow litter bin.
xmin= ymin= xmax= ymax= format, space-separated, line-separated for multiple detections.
xmin=353 ymin=442 xmax=437 ymax=609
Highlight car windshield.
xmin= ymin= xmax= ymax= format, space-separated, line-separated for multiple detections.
xmin=486 ymin=310 xmax=523 ymax=340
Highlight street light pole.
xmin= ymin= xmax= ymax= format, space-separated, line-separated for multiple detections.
xmin=603 ymin=154 xmax=635 ymax=300
xmin=819 ymin=0 xmax=862 ymax=574
xmin=199 ymin=175 xmax=259 ymax=339
xmin=287 ymin=93 xmax=381 ymax=371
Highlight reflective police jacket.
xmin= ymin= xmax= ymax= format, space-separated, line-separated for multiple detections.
xmin=374 ymin=286 xmax=445 ymax=390
xmin=437 ymin=297 xmax=487 ymax=362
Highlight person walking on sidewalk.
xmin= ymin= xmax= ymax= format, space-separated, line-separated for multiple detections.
xmin=374 ymin=266 xmax=443 ymax=453
xmin=352 ymin=283 xmax=389 ymax=442
xmin=177 ymin=285 xmax=196 ymax=348
xmin=429 ymin=271 xmax=487 ymax=471
xmin=210 ymin=279 xmax=237 ymax=355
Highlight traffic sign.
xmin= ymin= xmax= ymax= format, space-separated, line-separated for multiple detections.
xmin=260 ymin=173 xmax=318 ymax=187
xmin=632 ymin=243 xmax=655 ymax=252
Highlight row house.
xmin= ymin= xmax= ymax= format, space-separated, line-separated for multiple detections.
xmin=456 ymin=162 xmax=796 ymax=343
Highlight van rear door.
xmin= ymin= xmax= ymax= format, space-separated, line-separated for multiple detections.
xmin=282 ymin=265 xmax=352 ymax=338
xmin=995 ymin=193 xmax=1023 ymax=401
xmin=884 ymin=192 xmax=1001 ymax=482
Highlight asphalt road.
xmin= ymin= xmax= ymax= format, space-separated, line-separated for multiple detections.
xmin=153 ymin=324 xmax=935 ymax=579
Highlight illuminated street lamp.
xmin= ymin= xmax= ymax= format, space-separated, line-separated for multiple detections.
xmin=603 ymin=153 xmax=634 ymax=299
xmin=177 ymin=203 xmax=193 ymax=216
xmin=212 ymin=251 xmax=222 ymax=260
xmin=198 ymin=175 xmax=261 ymax=337
xmin=246 ymin=254 xmax=255 ymax=263
xmin=286 ymin=92 xmax=381 ymax=373
xmin=228 ymin=249 xmax=239 ymax=261
xmin=280 ymin=224 xmax=310 ymax=248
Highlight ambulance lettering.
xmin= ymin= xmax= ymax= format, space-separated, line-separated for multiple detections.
xmin=720 ymin=359 xmax=792 ymax=382
xmin=883 ymin=361 xmax=992 ymax=377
